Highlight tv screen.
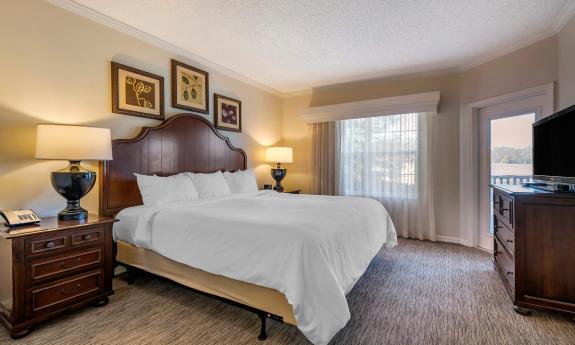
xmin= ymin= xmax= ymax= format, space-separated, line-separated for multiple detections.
xmin=533 ymin=104 xmax=575 ymax=183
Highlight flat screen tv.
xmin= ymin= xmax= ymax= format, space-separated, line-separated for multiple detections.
xmin=533 ymin=104 xmax=575 ymax=185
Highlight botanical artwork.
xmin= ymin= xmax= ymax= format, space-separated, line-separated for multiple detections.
xmin=221 ymin=103 xmax=238 ymax=125
xmin=214 ymin=94 xmax=241 ymax=132
xmin=171 ymin=59 xmax=209 ymax=113
xmin=111 ymin=62 xmax=164 ymax=120
xmin=125 ymin=76 xmax=155 ymax=109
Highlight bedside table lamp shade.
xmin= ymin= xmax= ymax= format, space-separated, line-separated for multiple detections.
xmin=35 ymin=124 xmax=113 ymax=220
xmin=265 ymin=147 xmax=293 ymax=192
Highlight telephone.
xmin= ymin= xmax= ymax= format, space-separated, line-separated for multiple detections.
xmin=1 ymin=209 xmax=42 ymax=227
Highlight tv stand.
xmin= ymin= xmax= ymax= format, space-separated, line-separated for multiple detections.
xmin=527 ymin=182 xmax=575 ymax=193
xmin=491 ymin=184 xmax=575 ymax=319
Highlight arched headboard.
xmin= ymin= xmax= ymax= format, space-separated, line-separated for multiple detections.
xmin=99 ymin=114 xmax=247 ymax=217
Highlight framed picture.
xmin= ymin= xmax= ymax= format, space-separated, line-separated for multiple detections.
xmin=214 ymin=94 xmax=242 ymax=132
xmin=111 ymin=62 xmax=164 ymax=120
xmin=171 ymin=59 xmax=209 ymax=114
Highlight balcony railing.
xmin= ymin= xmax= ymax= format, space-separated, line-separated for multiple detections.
xmin=491 ymin=175 xmax=533 ymax=185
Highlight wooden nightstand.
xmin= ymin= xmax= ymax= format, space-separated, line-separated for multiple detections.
xmin=0 ymin=215 xmax=116 ymax=338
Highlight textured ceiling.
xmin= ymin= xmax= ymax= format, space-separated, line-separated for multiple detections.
xmin=70 ymin=0 xmax=573 ymax=94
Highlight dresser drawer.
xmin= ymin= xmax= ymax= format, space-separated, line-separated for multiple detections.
xmin=494 ymin=216 xmax=514 ymax=255
xmin=25 ymin=233 xmax=68 ymax=256
xmin=27 ymin=269 xmax=104 ymax=317
xmin=71 ymin=226 xmax=104 ymax=247
xmin=495 ymin=238 xmax=515 ymax=288
xmin=27 ymin=248 xmax=103 ymax=284
xmin=493 ymin=191 xmax=514 ymax=227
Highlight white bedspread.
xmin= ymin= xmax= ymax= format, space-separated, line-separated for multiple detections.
xmin=114 ymin=190 xmax=397 ymax=345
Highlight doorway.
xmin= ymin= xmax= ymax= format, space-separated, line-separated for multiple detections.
xmin=460 ymin=83 xmax=554 ymax=250
xmin=478 ymin=104 xmax=540 ymax=250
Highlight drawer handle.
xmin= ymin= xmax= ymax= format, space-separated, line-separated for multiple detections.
xmin=506 ymin=239 xmax=513 ymax=244
xmin=501 ymin=207 xmax=510 ymax=212
xmin=507 ymin=271 xmax=514 ymax=276
xmin=59 ymin=283 xmax=81 ymax=296
xmin=83 ymin=234 xmax=93 ymax=241
xmin=45 ymin=242 xmax=55 ymax=249
xmin=59 ymin=257 xmax=81 ymax=268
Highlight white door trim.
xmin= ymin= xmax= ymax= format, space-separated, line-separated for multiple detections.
xmin=459 ymin=82 xmax=554 ymax=248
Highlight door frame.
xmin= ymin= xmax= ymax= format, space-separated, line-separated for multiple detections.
xmin=459 ymin=82 xmax=554 ymax=249
xmin=478 ymin=108 xmax=540 ymax=251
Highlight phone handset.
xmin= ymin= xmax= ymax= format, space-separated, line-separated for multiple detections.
xmin=1 ymin=209 xmax=42 ymax=227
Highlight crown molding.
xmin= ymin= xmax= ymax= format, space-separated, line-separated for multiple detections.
xmin=301 ymin=91 xmax=440 ymax=123
xmin=458 ymin=28 xmax=557 ymax=73
xmin=461 ymin=2 xmax=575 ymax=73
xmin=45 ymin=0 xmax=283 ymax=98
xmin=553 ymin=1 xmax=575 ymax=32
xmin=282 ymin=89 xmax=313 ymax=99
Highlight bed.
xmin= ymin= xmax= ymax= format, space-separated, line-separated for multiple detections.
xmin=100 ymin=114 xmax=397 ymax=345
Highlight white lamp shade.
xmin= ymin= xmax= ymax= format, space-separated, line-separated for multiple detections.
xmin=265 ymin=147 xmax=293 ymax=163
xmin=35 ymin=124 xmax=113 ymax=161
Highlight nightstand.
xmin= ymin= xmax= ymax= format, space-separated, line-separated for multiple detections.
xmin=0 ymin=215 xmax=116 ymax=338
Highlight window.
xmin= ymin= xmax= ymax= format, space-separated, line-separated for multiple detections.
xmin=339 ymin=113 xmax=419 ymax=199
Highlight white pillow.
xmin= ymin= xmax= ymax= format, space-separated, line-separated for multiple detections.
xmin=188 ymin=171 xmax=232 ymax=199
xmin=223 ymin=170 xmax=258 ymax=193
xmin=134 ymin=173 xmax=199 ymax=206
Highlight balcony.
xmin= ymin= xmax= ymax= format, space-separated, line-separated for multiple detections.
xmin=490 ymin=175 xmax=532 ymax=185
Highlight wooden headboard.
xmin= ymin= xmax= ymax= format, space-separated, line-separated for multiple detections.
xmin=99 ymin=114 xmax=247 ymax=217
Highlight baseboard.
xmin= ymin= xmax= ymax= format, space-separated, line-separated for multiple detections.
xmin=114 ymin=265 xmax=127 ymax=276
xmin=435 ymin=235 xmax=472 ymax=247
xmin=477 ymin=246 xmax=494 ymax=254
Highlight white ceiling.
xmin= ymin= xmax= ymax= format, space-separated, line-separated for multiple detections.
xmin=67 ymin=0 xmax=574 ymax=94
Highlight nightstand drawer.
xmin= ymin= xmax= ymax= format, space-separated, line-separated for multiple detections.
xmin=27 ymin=248 xmax=103 ymax=284
xmin=27 ymin=269 xmax=104 ymax=317
xmin=71 ymin=226 xmax=104 ymax=246
xmin=25 ymin=233 xmax=68 ymax=256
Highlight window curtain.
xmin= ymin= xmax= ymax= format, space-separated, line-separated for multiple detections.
xmin=338 ymin=112 xmax=436 ymax=241
xmin=310 ymin=122 xmax=338 ymax=195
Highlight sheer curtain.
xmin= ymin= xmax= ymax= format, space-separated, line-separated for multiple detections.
xmin=338 ymin=112 xmax=436 ymax=241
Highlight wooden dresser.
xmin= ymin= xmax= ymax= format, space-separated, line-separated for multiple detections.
xmin=0 ymin=215 xmax=116 ymax=338
xmin=491 ymin=184 xmax=575 ymax=318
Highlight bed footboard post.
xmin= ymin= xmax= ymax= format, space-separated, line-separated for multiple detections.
xmin=257 ymin=313 xmax=267 ymax=341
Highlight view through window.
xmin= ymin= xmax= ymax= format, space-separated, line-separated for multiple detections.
xmin=339 ymin=113 xmax=419 ymax=200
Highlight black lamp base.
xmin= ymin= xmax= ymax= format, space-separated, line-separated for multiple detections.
xmin=58 ymin=201 xmax=88 ymax=221
xmin=51 ymin=161 xmax=96 ymax=221
xmin=271 ymin=164 xmax=287 ymax=192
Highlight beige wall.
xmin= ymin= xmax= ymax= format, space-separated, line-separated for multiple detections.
xmin=558 ymin=14 xmax=575 ymax=109
xmin=459 ymin=36 xmax=558 ymax=105
xmin=0 ymin=0 xmax=283 ymax=217
xmin=282 ymin=34 xmax=562 ymax=241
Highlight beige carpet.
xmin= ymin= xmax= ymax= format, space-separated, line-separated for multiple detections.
xmin=1 ymin=239 xmax=573 ymax=345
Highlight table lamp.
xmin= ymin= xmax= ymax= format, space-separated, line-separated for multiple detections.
xmin=35 ymin=124 xmax=113 ymax=220
xmin=265 ymin=147 xmax=293 ymax=192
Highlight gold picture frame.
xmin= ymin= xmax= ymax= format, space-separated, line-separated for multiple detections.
xmin=171 ymin=59 xmax=209 ymax=114
xmin=111 ymin=62 xmax=165 ymax=120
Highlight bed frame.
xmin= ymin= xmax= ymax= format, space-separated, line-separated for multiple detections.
xmin=99 ymin=114 xmax=294 ymax=340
